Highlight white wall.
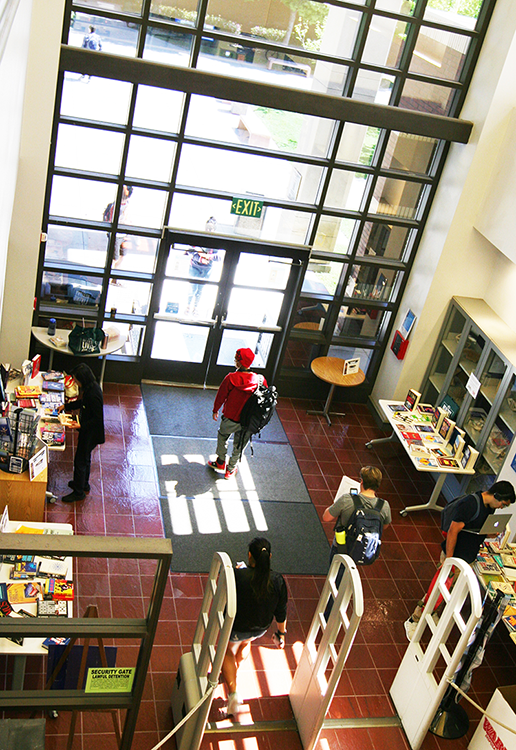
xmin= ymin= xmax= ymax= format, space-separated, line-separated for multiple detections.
xmin=0 ymin=0 xmax=65 ymax=364
xmin=0 ymin=0 xmax=33 ymax=337
xmin=372 ymin=0 xmax=516 ymax=408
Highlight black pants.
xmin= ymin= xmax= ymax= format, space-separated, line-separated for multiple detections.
xmin=73 ymin=431 xmax=96 ymax=494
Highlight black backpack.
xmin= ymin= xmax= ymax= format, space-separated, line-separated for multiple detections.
xmin=441 ymin=491 xmax=483 ymax=534
xmin=236 ymin=381 xmax=278 ymax=453
xmin=344 ymin=496 xmax=385 ymax=565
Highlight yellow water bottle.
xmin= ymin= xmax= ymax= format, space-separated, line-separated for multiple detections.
xmin=335 ymin=527 xmax=346 ymax=545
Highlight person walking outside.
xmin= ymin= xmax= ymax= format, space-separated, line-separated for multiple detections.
xmin=208 ymin=347 xmax=265 ymax=480
xmin=222 ymin=537 xmax=287 ymax=718
xmin=61 ymin=364 xmax=105 ymax=503
xmin=80 ymin=25 xmax=102 ymax=81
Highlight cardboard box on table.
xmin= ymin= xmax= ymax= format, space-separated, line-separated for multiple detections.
xmin=468 ymin=685 xmax=516 ymax=750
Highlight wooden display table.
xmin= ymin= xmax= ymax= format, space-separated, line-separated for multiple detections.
xmin=308 ymin=356 xmax=366 ymax=425
xmin=0 ymin=467 xmax=47 ymax=522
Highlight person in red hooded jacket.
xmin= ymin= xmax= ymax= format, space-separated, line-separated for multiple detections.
xmin=208 ymin=348 xmax=266 ymax=480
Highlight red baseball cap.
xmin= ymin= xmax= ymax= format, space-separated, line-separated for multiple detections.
xmin=235 ymin=348 xmax=255 ymax=368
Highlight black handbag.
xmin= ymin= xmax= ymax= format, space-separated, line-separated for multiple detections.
xmin=68 ymin=324 xmax=105 ymax=355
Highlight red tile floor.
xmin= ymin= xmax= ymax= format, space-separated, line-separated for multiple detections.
xmin=2 ymin=384 xmax=515 ymax=750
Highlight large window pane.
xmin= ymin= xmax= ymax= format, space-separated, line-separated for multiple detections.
xmin=151 ymin=321 xmax=209 ymax=362
xmin=362 ymin=17 xmax=410 ymax=68
xmin=424 ymin=1 xmax=481 ymax=28
xmin=234 ymin=254 xmax=292 ymax=290
xmin=325 ymin=170 xmax=369 ymax=211
xmin=158 ymin=278 xmax=219 ymax=320
xmin=185 ymin=96 xmax=335 ymax=158
xmin=353 ymin=70 xmax=396 ymax=105
xmin=176 ymin=144 xmax=324 ymax=204
xmin=125 ymin=135 xmax=176 ymax=182
xmin=302 ymin=259 xmax=345 ymax=297
xmin=109 ymin=235 xmax=158 ymax=274
xmin=334 ymin=306 xmax=390 ymax=339
xmin=68 ymin=13 xmax=140 ymax=57
xmin=143 ymin=25 xmax=194 ymax=65
xmin=41 ymin=271 xmax=103 ymax=310
xmin=336 ymin=124 xmax=380 ymax=166
xmin=75 ymin=0 xmax=144 ymax=13
xmin=119 ymin=186 xmax=169 ymax=229
xmin=226 ymin=288 xmax=284 ymax=327
xmin=382 ymin=132 xmax=438 ymax=175
xmin=61 ymin=73 xmax=133 ymax=125
xmin=400 ymin=78 xmax=456 ymax=116
xmin=101 ymin=321 xmax=146 ymax=357
xmin=369 ymin=176 xmax=425 ymax=219
xmin=45 ymin=225 xmax=108 ymax=269
xmin=165 ymin=244 xmax=225 ymax=283
xmin=376 ymin=0 xmax=416 ymax=15
xmin=356 ymin=222 xmax=412 ymax=261
xmin=217 ymin=330 xmax=273 ymax=368
xmin=54 ymin=124 xmax=125 ymax=175
xmin=149 ymin=3 xmax=197 ymax=25
xmin=168 ymin=194 xmax=313 ymax=244
xmin=50 ymin=176 xmax=116 ymax=222
xmin=410 ymin=27 xmax=469 ymax=82
xmin=313 ymin=217 xmax=357 ymax=255
xmin=105 ymin=280 xmax=152 ymax=316
xmin=347 ymin=264 xmax=402 ymax=303
xmin=133 ymin=85 xmax=184 ymax=133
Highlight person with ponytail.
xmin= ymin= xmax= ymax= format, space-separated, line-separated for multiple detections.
xmin=222 ymin=537 xmax=287 ymax=718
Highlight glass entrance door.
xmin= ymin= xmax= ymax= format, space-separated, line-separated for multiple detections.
xmin=142 ymin=229 xmax=308 ymax=385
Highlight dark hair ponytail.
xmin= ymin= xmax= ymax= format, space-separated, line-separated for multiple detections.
xmin=248 ymin=537 xmax=272 ymax=601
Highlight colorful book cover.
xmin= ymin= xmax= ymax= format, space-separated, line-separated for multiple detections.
xmin=415 ymin=424 xmax=434 ymax=433
xmin=42 ymin=381 xmax=65 ymax=392
xmin=417 ymin=404 xmax=435 ymax=415
xmin=42 ymin=636 xmax=71 ymax=649
xmin=7 ymin=581 xmax=42 ymax=604
xmin=15 ymin=385 xmax=42 ymax=397
xmin=387 ymin=403 xmax=406 ymax=412
xmin=400 ymin=431 xmax=421 ymax=441
xmin=52 ymin=580 xmax=74 ymax=601
xmin=437 ymin=456 xmax=459 ymax=469
xmin=415 ymin=457 xmax=439 ymax=468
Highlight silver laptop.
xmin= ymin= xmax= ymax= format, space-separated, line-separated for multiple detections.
xmin=472 ymin=513 xmax=512 ymax=535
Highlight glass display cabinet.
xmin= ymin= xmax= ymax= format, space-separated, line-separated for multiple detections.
xmin=420 ymin=297 xmax=516 ymax=500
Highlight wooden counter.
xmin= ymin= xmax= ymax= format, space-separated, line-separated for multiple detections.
xmin=0 ymin=467 xmax=47 ymax=522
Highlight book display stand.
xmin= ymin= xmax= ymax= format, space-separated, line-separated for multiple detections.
xmin=0 ymin=533 xmax=172 ymax=750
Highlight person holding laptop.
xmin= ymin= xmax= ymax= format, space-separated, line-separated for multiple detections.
xmin=442 ymin=480 xmax=515 ymax=563
xmin=405 ymin=480 xmax=515 ymax=639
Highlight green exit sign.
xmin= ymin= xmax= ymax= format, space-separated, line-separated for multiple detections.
xmin=230 ymin=198 xmax=264 ymax=217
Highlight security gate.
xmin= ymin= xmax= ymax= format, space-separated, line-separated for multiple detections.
xmin=290 ymin=553 xmax=364 ymax=750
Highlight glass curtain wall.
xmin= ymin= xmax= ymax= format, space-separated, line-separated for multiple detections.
xmin=35 ymin=0 xmax=494 ymax=389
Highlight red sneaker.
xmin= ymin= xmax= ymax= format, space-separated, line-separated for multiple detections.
xmin=208 ymin=459 xmax=226 ymax=472
xmin=225 ymin=466 xmax=238 ymax=480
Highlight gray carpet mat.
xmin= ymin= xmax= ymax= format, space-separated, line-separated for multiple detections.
xmin=151 ymin=436 xmax=312 ymax=504
xmin=141 ymin=383 xmax=288 ymax=442
xmin=160 ymin=497 xmax=330 ymax=574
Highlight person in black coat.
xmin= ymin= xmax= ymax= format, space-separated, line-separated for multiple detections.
xmin=61 ymin=363 xmax=105 ymax=503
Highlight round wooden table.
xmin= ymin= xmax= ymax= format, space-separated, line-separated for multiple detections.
xmin=308 ymin=357 xmax=366 ymax=425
